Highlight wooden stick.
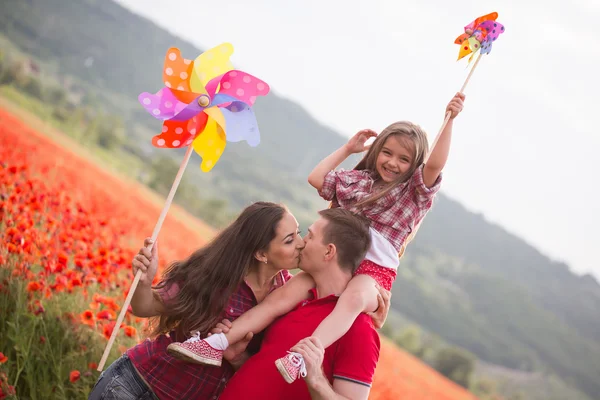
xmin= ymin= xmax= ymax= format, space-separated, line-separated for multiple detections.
xmin=423 ymin=52 xmax=482 ymax=164
xmin=405 ymin=52 xmax=483 ymax=248
xmin=97 ymin=144 xmax=195 ymax=371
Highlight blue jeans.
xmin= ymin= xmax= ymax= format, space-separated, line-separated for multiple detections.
xmin=88 ymin=355 xmax=158 ymax=400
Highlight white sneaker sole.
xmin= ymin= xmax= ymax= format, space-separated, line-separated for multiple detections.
xmin=275 ymin=359 xmax=295 ymax=384
xmin=166 ymin=343 xmax=222 ymax=367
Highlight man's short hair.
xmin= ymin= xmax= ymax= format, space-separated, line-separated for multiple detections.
xmin=318 ymin=208 xmax=371 ymax=274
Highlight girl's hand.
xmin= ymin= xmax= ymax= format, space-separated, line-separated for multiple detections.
xmin=208 ymin=319 xmax=233 ymax=335
xmin=446 ymin=92 xmax=465 ymax=120
xmin=132 ymin=237 xmax=158 ymax=286
xmin=345 ymin=129 xmax=378 ymax=154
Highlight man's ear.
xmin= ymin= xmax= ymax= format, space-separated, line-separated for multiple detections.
xmin=324 ymin=243 xmax=337 ymax=262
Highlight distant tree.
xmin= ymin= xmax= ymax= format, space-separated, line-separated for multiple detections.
xmin=433 ymin=346 xmax=476 ymax=388
xmin=378 ymin=322 xmax=395 ymax=338
xmin=394 ymin=325 xmax=423 ymax=357
xmin=195 ymin=198 xmax=234 ymax=228
xmin=0 ymin=50 xmax=5 ymax=80
xmin=0 ymin=61 xmax=22 ymax=85
xmin=471 ymin=378 xmax=497 ymax=399
xmin=508 ymin=392 xmax=525 ymax=400
xmin=95 ymin=114 xmax=125 ymax=150
xmin=22 ymin=77 xmax=44 ymax=99
xmin=148 ymin=155 xmax=180 ymax=196
xmin=46 ymin=86 xmax=67 ymax=106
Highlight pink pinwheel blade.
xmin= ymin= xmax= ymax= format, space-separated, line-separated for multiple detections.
xmin=217 ymin=71 xmax=270 ymax=106
xmin=479 ymin=20 xmax=505 ymax=42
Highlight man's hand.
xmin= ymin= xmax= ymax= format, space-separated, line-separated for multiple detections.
xmin=208 ymin=319 xmax=254 ymax=368
xmin=366 ymin=285 xmax=392 ymax=329
xmin=292 ymin=337 xmax=327 ymax=387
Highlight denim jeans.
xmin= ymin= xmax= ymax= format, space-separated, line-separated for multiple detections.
xmin=88 ymin=355 xmax=158 ymax=400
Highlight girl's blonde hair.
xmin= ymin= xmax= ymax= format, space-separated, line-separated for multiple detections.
xmin=353 ymin=121 xmax=429 ymax=209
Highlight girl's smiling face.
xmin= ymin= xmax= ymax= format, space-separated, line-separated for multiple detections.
xmin=375 ymin=135 xmax=414 ymax=183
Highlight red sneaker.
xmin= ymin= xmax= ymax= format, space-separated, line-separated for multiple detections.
xmin=275 ymin=352 xmax=307 ymax=384
xmin=167 ymin=333 xmax=223 ymax=366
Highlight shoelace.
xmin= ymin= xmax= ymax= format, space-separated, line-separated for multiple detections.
xmin=286 ymin=351 xmax=307 ymax=378
xmin=187 ymin=331 xmax=202 ymax=343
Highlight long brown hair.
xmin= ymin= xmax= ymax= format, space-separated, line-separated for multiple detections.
xmin=150 ymin=201 xmax=288 ymax=338
xmin=352 ymin=121 xmax=429 ymax=209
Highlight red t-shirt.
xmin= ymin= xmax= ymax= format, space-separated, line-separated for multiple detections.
xmin=220 ymin=288 xmax=381 ymax=400
xmin=126 ymin=270 xmax=291 ymax=399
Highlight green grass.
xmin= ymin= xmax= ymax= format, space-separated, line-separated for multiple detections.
xmin=0 ymin=261 xmax=140 ymax=399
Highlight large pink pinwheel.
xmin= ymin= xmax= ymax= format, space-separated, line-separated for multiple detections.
xmin=138 ymin=43 xmax=270 ymax=171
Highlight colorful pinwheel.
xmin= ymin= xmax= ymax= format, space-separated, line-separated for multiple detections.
xmin=454 ymin=12 xmax=505 ymax=62
xmin=138 ymin=43 xmax=270 ymax=171
xmin=408 ymin=12 xmax=506 ymax=259
xmin=98 ymin=43 xmax=270 ymax=371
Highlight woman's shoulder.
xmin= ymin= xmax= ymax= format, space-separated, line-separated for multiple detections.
xmin=279 ymin=269 xmax=294 ymax=284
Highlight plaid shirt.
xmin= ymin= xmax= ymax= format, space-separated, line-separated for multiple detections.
xmin=127 ymin=270 xmax=292 ymax=400
xmin=319 ymin=165 xmax=442 ymax=252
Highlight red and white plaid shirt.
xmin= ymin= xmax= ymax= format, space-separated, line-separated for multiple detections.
xmin=319 ymin=165 xmax=442 ymax=252
xmin=126 ymin=270 xmax=292 ymax=400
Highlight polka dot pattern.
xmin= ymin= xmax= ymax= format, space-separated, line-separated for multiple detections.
xmin=151 ymin=113 xmax=208 ymax=149
xmin=464 ymin=12 xmax=498 ymax=33
xmin=141 ymin=43 xmax=270 ymax=172
xmin=162 ymin=47 xmax=194 ymax=97
xmin=454 ymin=13 xmax=505 ymax=60
xmin=192 ymin=117 xmax=226 ymax=172
xmin=219 ymin=105 xmax=261 ymax=147
xmin=189 ymin=43 xmax=234 ymax=94
xmin=217 ymin=70 xmax=270 ymax=106
xmin=139 ymin=87 xmax=186 ymax=120
xmin=479 ymin=20 xmax=505 ymax=55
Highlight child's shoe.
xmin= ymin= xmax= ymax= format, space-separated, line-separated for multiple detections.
xmin=167 ymin=333 xmax=223 ymax=366
xmin=275 ymin=351 xmax=307 ymax=384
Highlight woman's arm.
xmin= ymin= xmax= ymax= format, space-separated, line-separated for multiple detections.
xmin=130 ymin=238 xmax=166 ymax=317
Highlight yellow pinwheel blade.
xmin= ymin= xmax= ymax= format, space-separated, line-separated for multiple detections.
xmin=189 ymin=43 xmax=235 ymax=94
xmin=192 ymin=110 xmax=227 ymax=172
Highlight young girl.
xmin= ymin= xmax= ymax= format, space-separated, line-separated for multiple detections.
xmin=167 ymin=93 xmax=465 ymax=383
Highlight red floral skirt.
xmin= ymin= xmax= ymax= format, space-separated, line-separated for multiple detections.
xmin=354 ymin=259 xmax=397 ymax=291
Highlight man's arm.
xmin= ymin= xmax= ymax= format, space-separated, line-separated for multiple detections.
xmin=293 ymin=338 xmax=371 ymax=400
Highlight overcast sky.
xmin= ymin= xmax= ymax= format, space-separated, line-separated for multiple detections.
xmin=116 ymin=0 xmax=600 ymax=279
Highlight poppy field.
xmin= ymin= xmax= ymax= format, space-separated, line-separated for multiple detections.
xmin=0 ymin=106 xmax=476 ymax=399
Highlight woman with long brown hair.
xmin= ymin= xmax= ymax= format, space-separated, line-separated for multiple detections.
xmin=88 ymin=201 xmax=306 ymax=400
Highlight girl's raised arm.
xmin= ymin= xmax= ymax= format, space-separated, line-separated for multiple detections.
xmin=308 ymin=129 xmax=377 ymax=190
xmin=423 ymin=93 xmax=465 ymax=187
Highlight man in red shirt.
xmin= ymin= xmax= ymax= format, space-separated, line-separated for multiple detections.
xmin=220 ymin=208 xmax=380 ymax=400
